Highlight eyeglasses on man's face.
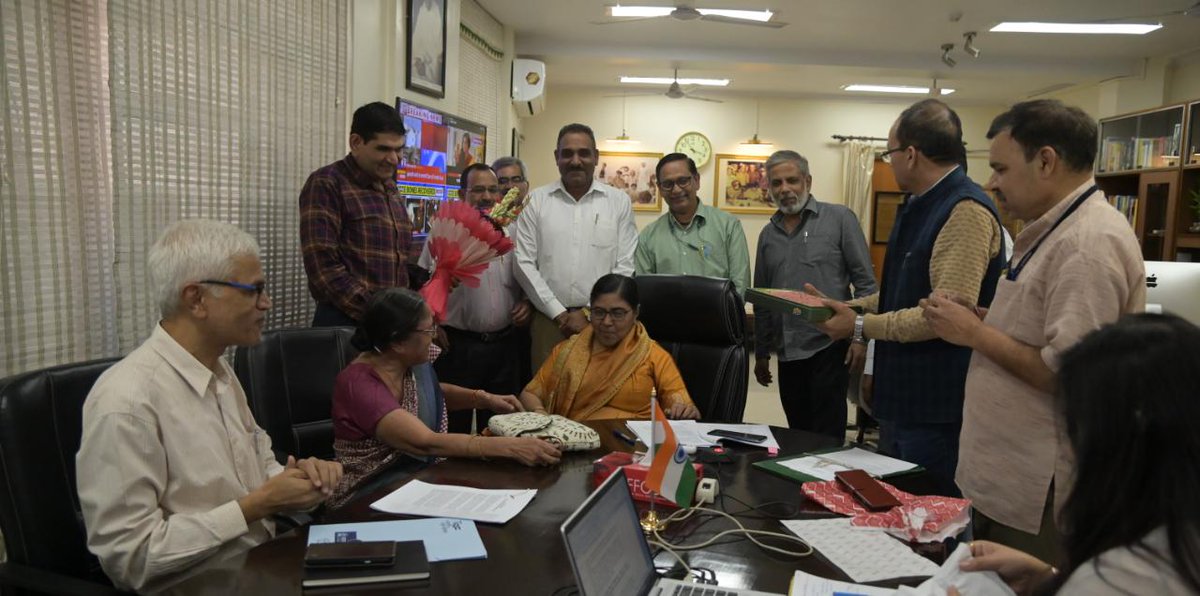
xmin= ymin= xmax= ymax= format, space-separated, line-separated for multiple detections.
xmin=589 ymin=307 xmax=631 ymax=323
xmin=497 ymin=175 xmax=526 ymax=185
xmin=880 ymin=146 xmax=908 ymax=164
xmin=199 ymin=279 xmax=267 ymax=299
xmin=657 ymin=176 xmax=693 ymax=191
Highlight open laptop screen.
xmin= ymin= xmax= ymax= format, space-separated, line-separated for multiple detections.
xmin=561 ymin=469 xmax=657 ymax=596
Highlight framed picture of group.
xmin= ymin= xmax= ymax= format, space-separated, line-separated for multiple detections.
xmin=713 ymin=154 xmax=773 ymax=214
xmin=596 ymin=150 xmax=663 ymax=212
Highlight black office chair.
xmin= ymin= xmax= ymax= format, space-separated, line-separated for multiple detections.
xmin=0 ymin=358 xmax=123 ymax=595
xmin=635 ymin=274 xmax=749 ymax=422
xmin=233 ymin=327 xmax=359 ymax=463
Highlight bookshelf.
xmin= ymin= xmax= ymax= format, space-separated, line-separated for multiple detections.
xmin=1096 ymin=101 xmax=1200 ymax=261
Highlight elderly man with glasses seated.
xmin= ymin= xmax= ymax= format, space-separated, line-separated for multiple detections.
xmin=518 ymin=274 xmax=700 ymax=421
xmin=77 ymin=219 xmax=343 ymax=593
xmin=634 ymin=152 xmax=751 ymax=297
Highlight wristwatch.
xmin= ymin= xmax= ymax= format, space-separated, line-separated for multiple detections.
xmin=852 ymin=314 xmax=866 ymax=345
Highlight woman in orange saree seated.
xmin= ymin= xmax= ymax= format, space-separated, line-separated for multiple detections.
xmin=518 ymin=274 xmax=701 ymax=421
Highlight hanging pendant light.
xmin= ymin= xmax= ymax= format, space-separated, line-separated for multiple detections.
xmin=607 ymin=94 xmax=640 ymax=146
xmin=738 ymin=98 xmax=773 ymax=154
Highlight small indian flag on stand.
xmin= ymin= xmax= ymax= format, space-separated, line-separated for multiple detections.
xmin=644 ymin=400 xmax=697 ymax=506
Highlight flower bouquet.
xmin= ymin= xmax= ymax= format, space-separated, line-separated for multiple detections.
xmin=420 ymin=200 xmax=514 ymax=321
xmin=485 ymin=187 xmax=526 ymax=227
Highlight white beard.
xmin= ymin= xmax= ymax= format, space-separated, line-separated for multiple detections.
xmin=776 ymin=190 xmax=809 ymax=215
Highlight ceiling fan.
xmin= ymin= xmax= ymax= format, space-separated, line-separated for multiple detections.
xmin=593 ymin=5 xmax=788 ymax=28
xmin=607 ymin=69 xmax=724 ymax=103
xmin=1088 ymin=0 xmax=1200 ymax=21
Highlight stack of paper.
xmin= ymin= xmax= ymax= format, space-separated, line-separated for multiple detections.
xmin=369 ymin=480 xmax=537 ymax=524
xmin=778 ymin=448 xmax=918 ymax=481
xmin=625 ymin=420 xmax=781 ymax=450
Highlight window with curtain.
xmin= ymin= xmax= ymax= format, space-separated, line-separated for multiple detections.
xmin=1 ymin=0 xmax=116 ymax=377
xmin=1 ymin=0 xmax=348 ymax=376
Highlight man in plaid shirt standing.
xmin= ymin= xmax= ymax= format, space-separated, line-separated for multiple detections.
xmin=300 ymin=102 xmax=412 ymax=326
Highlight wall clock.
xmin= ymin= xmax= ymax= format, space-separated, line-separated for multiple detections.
xmin=674 ymin=131 xmax=713 ymax=169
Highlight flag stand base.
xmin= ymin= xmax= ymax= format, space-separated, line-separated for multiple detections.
xmin=640 ymin=509 xmax=667 ymax=533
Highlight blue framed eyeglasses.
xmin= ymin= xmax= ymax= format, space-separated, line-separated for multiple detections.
xmin=199 ymin=279 xmax=267 ymax=297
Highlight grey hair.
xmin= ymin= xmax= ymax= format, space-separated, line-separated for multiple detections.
xmin=148 ymin=219 xmax=261 ymax=318
xmin=764 ymin=150 xmax=810 ymax=177
xmin=491 ymin=155 xmax=527 ymax=178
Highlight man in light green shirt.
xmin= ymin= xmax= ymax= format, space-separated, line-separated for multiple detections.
xmin=635 ymin=152 xmax=751 ymax=295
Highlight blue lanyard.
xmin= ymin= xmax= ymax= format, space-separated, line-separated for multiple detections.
xmin=1005 ymin=185 xmax=1099 ymax=282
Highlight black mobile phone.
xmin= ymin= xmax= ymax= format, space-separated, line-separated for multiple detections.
xmin=304 ymin=541 xmax=397 ymax=568
xmin=707 ymin=429 xmax=768 ymax=443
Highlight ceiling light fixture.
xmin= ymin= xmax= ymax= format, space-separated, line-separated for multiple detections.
xmin=607 ymin=95 xmax=640 ymax=146
xmin=990 ymin=22 xmax=1162 ymax=34
xmin=962 ymin=31 xmax=981 ymax=57
xmin=843 ymin=84 xmax=956 ymax=95
xmin=620 ymin=75 xmax=730 ymax=86
xmin=737 ymin=99 xmax=774 ymax=154
xmin=607 ymin=6 xmax=774 ymax=22
xmin=940 ymin=43 xmax=957 ymax=68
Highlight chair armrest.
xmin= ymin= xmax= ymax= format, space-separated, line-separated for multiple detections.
xmin=0 ymin=562 xmax=123 ymax=595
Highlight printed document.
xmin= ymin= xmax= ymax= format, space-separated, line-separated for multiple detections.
xmin=370 ymin=480 xmax=537 ymax=524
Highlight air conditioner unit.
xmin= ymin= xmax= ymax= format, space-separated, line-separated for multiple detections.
xmin=512 ymin=58 xmax=546 ymax=117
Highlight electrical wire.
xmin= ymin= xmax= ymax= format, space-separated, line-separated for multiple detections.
xmin=651 ymin=505 xmax=815 ymax=558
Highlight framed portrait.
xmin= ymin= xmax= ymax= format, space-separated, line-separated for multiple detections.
xmin=406 ymin=0 xmax=446 ymax=99
xmin=871 ymin=191 xmax=905 ymax=244
xmin=596 ymin=151 xmax=663 ymax=212
xmin=713 ymin=154 xmax=773 ymax=214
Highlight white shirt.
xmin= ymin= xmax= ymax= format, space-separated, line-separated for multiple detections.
xmin=77 ymin=324 xmax=283 ymax=592
xmin=514 ymin=179 xmax=638 ymax=317
xmin=419 ymin=242 xmax=522 ymax=332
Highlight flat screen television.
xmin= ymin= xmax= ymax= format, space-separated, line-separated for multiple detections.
xmin=395 ymin=98 xmax=487 ymax=235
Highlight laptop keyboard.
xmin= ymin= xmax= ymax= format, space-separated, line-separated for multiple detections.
xmin=672 ymin=585 xmax=736 ymax=596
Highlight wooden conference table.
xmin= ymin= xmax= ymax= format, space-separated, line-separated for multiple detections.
xmin=167 ymin=420 xmax=941 ymax=595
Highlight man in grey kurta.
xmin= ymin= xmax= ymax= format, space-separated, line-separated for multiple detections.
xmin=753 ymin=150 xmax=876 ymax=439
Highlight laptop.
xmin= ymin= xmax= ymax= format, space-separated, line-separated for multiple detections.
xmin=560 ymin=468 xmax=783 ymax=596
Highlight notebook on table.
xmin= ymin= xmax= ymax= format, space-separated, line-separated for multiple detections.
xmin=560 ymin=468 xmax=784 ymax=596
xmin=302 ymin=540 xmax=431 ymax=589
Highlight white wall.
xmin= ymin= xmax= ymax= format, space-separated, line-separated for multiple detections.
xmin=518 ymin=89 xmax=1006 ymax=274
xmin=1166 ymin=51 xmax=1200 ymax=104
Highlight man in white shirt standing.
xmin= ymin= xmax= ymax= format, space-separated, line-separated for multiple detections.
xmin=514 ymin=123 xmax=638 ymax=371
xmin=77 ymin=219 xmax=342 ymax=593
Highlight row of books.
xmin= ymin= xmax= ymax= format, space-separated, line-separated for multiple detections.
xmin=1099 ymin=124 xmax=1183 ymax=172
xmin=1107 ymin=194 xmax=1137 ymax=226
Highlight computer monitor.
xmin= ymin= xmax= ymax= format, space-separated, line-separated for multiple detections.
xmin=560 ymin=469 xmax=657 ymax=596
xmin=1144 ymin=261 xmax=1200 ymax=326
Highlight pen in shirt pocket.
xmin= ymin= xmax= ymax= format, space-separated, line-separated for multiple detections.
xmin=594 ymin=213 xmax=598 ymax=225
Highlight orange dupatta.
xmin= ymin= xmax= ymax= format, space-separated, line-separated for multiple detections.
xmin=543 ymin=322 xmax=652 ymax=420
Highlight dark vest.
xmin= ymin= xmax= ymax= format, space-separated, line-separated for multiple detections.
xmin=872 ymin=168 xmax=1005 ymax=424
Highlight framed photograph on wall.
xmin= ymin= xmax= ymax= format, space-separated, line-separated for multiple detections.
xmin=713 ymin=154 xmax=773 ymax=214
xmin=406 ymin=0 xmax=446 ymax=99
xmin=596 ymin=151 xmax=663 ymax=212
xmin=871 ymin=191 xmax=905 ymax=243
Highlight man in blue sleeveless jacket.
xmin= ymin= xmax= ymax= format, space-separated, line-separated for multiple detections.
xmin=817 ymin=99 xmax=1006 ymax=497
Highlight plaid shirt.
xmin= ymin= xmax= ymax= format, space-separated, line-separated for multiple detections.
xmin=299 ymin=154 xmax=411 ymax=319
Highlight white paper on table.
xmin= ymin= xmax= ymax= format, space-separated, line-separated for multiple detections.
xmin=307 ymin=518 xmax=487 ymax=561
xmin=781 ymin=518 xmax=939 ymax=583
xmin=817 ymin=448 xmax=918 ymax=478
xmin=777 ymin=455 xmax=855 ymax=481
xmin=895 ymin=543 xmax=1015 ymax=596
xmin=695 ymin=422 xmax=781 ymax=450
xmin=626 ymin=420 xmax=717 ymax=451
xmin=369 ymin=480 xmax=537 ymax=524
xmin=789 ymin=569 xmax=895 ymax=595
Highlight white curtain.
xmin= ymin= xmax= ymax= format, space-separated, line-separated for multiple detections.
xmin=1 ymin=0 xmax=348 ymax=376
xmin=1 ymin=0 xmax=116 ymax=377
xmin=841 ymin=141 xmax=876 ymax=240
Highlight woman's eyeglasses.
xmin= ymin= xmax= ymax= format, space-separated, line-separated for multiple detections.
xmin=589 ymin=307 xmax=630 ymax=322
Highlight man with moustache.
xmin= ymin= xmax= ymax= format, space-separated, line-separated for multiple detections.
xmin=816 ymin=99 xmax=1005 ymax=497
xmin=419 ymin=163 xmax=531 ymax=432
xmin=752 ymin=150 xmax=876 ymax=440
xmin=300 ymin=102 xmax=411 ymax=326
xmin=513 ymin=123 xmax=638 ymax=370
xmin=635 ymin=152 xmax=750 ymax=296
xmin=492 ymin=156 xmax=530 ymax=207
xmin=922 ymin=100 xmax=1144 ymax=558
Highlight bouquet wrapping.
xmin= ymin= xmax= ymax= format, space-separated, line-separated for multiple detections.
xmin=420 ymin=200 xmax=514 ymax=321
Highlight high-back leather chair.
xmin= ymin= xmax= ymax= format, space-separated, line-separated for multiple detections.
xmin=0 ymin=358 xmax=121 ymax=593
xmin=635 ymin=275 xmax=748 ymax=422
xmin=233 ymin=327 xmax=358 ymax=463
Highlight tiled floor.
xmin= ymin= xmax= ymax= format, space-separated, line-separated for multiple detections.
xmin=741 ymin=358 xmax=878 ymax=447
